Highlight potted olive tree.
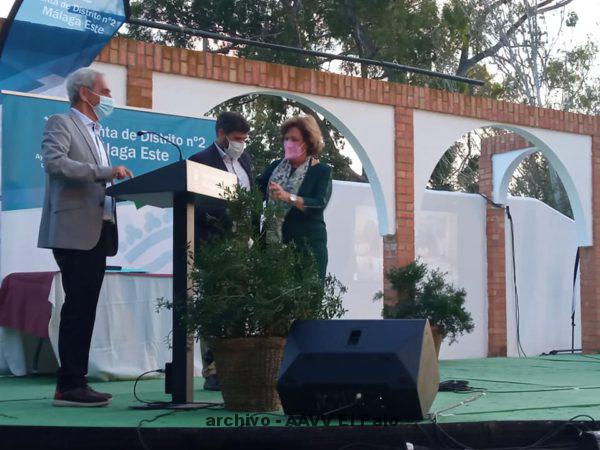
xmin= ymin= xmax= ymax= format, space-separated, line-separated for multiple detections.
xmin=374 ymin=260 xmax=474 ymax=356
xmin=161 ymin=185 xmax=346 ymax=412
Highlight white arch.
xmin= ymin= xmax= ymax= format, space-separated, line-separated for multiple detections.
xmin=414 ymin=110 xmax=592 ymax=246
xmin=492 ymin=148 xmax=537 ymax=204
xmin=152 ymin=75 xmax=396 ymax=235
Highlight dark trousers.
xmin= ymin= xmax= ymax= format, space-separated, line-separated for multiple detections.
xmin=52 ymin=222 xmax=110 ymax=391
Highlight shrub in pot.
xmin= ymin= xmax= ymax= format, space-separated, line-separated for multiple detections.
xmin=161 ymin=185 xmax=346 ymax=411
xmin=374 ymin=260 xmax=474 ymax=355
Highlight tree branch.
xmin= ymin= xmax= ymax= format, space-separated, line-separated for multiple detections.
xmin=456 ymin=0 xmax=573 ymax=76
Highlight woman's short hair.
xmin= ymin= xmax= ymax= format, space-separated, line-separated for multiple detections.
xmin=280 ymin=115 xmax=324 ymax=156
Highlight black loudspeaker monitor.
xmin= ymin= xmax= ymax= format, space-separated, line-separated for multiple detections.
xmin=277 ymin=319 xmax=439 ymax=420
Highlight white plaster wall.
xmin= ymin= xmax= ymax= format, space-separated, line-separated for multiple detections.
xmin=413 ymin=110 xmax=593 ymax=246
xmin=416 ymin=190 xmax=488 ymax=359
xmin=325 ymin=181 xmax=383 ymax=320
xmin=505 ymin=196 xmax=581 ymax=356
xmin=7 ymin=187 xmax=579 ymax=358
xmin=151 ymin=73 xmax=396 ymax=236
xmin=416 ymin=190 xmax=581 ymax=359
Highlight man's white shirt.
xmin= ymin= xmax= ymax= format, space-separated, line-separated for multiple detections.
xmin=214 ymin=142 xmax=251 ymax=191
xmin=71 ymin=108 xmax=115 ymax=222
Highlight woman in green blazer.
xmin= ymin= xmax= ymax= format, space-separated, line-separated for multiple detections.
xmin=257 ymin=115 xmax=332 ymax=279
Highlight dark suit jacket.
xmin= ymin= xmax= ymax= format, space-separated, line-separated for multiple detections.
xmin=257 ymin=159 xmax=332 ymax=278
xmin=257 ymin=158 xmax=331 ymax=242
xmin=188 ymin=143 xmax=252 ymax=243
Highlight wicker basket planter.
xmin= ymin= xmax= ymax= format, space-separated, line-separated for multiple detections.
xmin=211 ymin=336 xmax=287 ymax=412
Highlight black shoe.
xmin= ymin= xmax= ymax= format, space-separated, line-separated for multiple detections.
xmin=203 ymin=374 xmax=220 ymax=391
xmin=53 ymin=387 xmax=109 ymax=407
xmin=86 ymin=385 xmax=113 ymax=400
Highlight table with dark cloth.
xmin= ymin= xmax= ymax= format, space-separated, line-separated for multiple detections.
xmin=0 ymin=271 xmax=204 ymax=379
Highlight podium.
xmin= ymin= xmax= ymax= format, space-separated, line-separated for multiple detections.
xmin=107 ymin=160 xmax=237 ymax=405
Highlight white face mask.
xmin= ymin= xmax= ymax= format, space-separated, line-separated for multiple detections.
xmin=224 ymin=138 xmax=246 ymax=160
xmin=86 ymin=89 xmax=114 ymax=121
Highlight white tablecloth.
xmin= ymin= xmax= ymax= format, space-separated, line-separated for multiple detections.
xmin=0 ymin=326 xmax=27 ymax=375
xmin=1 ymin=273 xmax=204 ymax=380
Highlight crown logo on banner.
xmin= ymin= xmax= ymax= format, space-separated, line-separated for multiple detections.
xmin=117 ymin=208 xmax=173 ymax=274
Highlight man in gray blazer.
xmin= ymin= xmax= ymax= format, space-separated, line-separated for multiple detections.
xmin=38 ymin=67 xmax=132 ymax=407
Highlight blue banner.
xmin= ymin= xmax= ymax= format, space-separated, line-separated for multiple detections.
xmin=1 ymin=92 xmax=215 ymax=211
xmin=0 ymin=0 xmax=128 ymax=92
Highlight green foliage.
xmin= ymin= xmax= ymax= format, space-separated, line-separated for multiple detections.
xmin=510 ymin=152 xmax=573 ymax=219
xmin=544 ymin=41 xmax=600 ymax=115
xmin=320 ymin=0 xmax=441 ymax=80
xmin=428 ymin=140 xmax=479 ymax=193
xmin=375 ymin=260 xmax=474 ymax=345
xmin=129 ymin=0 xmax=324 ymax=67
xmin=158 ymin=185 xmax=346 ymax=339
xmin=565 ymin=11 xmax=579 ymax=28
xmin=128 ymin=0 xmax=457 ymax=84
xmin=207 ymin=95 xmax=364 ymax=182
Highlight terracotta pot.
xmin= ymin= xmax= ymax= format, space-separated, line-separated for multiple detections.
xmin=210 ymin=336 xmax=286 ymax=412
xmin=430 ymin=325 xmax=443 ymax=357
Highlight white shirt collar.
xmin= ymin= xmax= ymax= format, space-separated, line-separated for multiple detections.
xmin=214 ymin=141 xmax=237 ymax=161
xmin=214 ymin=141 xmax=228 ymax=158
xmin=71 ymin=107 xmax=99 ymax=131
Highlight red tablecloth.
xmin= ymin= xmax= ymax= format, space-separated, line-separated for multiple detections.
xmin=0 ymin=272 xmax=57 ymax=338
xmin=0 ymin=272 xmax=173 ymax=340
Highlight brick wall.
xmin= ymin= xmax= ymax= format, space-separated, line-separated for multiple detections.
xmin=93 ymin=36 xmax=600 ymax=353
xmin=480 ymin=134 xmax=531 ymax=356
xmin=581 ymin=134 xmax=600 ymax=353
xmin=96 ymin=37 xmax=599 ymax=136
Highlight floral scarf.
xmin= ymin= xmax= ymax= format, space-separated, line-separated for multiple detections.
xmin=267 ymin=157 xmax=311 ymax=241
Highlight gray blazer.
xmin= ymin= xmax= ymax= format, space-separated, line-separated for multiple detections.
xmin=37 ymin=111 xmax=118 ymax=256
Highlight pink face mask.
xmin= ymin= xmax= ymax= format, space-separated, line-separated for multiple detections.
xmin=284 ymin=140 xmax=305 ymax=160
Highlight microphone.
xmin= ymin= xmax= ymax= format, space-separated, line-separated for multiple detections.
xmin=136 ymin=130 xmax=183 ymax=161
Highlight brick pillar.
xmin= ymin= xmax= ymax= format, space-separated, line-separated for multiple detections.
xmin=383 ymin=107 xmax=415 ymax=298
xmin=127 ymin=66 xmax=153 ymax=108
xmin=394 ymin=106 xmax=415 ymax=267
xmin=383 ymin=107 xmax=415 ymax=302
xmin=480 ymin=140 xmax=507 ymax=356
xmin=382 ymin=235 xmax=398 ymax=305
xmin=480 ymin=133 xmax=531 ymax=356
xmin=580 ymin=135 xmax=600 ymax=353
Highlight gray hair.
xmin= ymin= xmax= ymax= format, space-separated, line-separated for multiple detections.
xmin=66 ymin=67 xmax=104 ymax=106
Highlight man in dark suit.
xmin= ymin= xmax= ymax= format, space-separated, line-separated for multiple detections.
xmin=189 ymin=111 xmax=252 ymax=241
xmin=188 ymin=111 xmax=252 ymax=390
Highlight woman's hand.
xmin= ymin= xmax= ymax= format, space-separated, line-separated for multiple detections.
xmin=269 ymin=181 xmax=291 ymax=202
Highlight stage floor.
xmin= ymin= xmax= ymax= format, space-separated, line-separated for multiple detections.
xmin=0 ymin=355 xmax=600 ymax=449
xmin=2 ymin=355 xmax=600 ymax=428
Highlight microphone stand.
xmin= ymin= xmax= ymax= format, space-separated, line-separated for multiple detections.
xmin=137 ymin=130 xmax=183 ymax=161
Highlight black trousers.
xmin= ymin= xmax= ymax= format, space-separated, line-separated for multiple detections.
xmin=52 ymin=222 xmax=111 ymax=391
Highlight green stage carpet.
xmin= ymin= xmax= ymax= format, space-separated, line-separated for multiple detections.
xmin=1 ymin=355 xmax=600 ymax=429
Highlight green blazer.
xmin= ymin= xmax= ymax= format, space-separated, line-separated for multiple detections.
xmin=257 ymin=159 xmax=332 ymax=278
